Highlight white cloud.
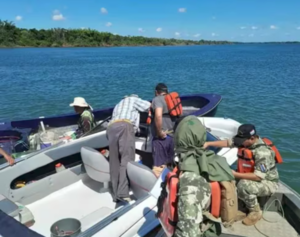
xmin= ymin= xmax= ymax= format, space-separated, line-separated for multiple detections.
xmin=52 ymin=10 xmax=65 ymax=21
xmin=138 ymin=28 xmax=145 ymax=33
xmin=240 ymin=26 xmax=246 ymax=30
xmin=175 ymin=32 xmax=180 ymax=36
xmin=251 ymin=26 xmax=258 ymax=30
xmin=81 ymin=27 xmax=86 ymax=30
xmin=194 ymin=33 xmax=201 ymax=38
xmin=15 ymin=15 xmax=22 ymax=21
xmin=211 ymin=33 xmax=217 ymax=37
xmin=297 ymin=27 xmax=300 ymax=30
xmin=270 ymin=25 xmax=277 ymax=29
xmin=100 ymin=7 xmax=108 ymax=14
xmin=178 ymin=8 xmax=186 ymax=13
xmin=249 ymin=34 xmax=254 ymax=37
xmin=156 ymin=27 xmax=162 ymax=32
xmin=106 ymin=22 xmax=112 ymax=27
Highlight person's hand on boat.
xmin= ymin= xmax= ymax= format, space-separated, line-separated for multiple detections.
xmin=4 ymin=155 xmax=15 ymax=166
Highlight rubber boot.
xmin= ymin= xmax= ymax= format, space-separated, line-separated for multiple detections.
xmin=242 ymin=205 xmax=262 ymax=226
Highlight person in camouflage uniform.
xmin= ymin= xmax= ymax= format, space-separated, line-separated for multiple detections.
xmin=69 ymin=97 xmax=97 ymax=138
xmin=172 ymin=116 xmax=234 ymax=237
xmin=204 ymin=124 xmax=279 ymax=226
xmin=175 ymin=172 xmax=211 ymax=237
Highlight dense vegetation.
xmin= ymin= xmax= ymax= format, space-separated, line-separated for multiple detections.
xmin=0 ymin=20 xmax=233 ymax=48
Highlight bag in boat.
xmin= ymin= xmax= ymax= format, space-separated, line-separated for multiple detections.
xmin=219 ymin=180 xmax=238 ymax=225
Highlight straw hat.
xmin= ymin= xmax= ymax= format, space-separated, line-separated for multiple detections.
xmin=69 ymin=97 xmax=90 ymax=108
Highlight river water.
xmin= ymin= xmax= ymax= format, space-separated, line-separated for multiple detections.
xmin=0 ymin=45 xmax=299 ymax=192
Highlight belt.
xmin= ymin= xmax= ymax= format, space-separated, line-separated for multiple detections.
xmin=109 ymin=119 xmax=132 ymax=126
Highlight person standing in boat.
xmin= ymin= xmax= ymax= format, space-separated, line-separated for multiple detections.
xmin=150 ymin=83 xmax=175 ymax=176
xmin=0 ymin=148 xmax=15 ymax=165
xmin=204 ymin=124 xmax=279 ymax=226
xmin=107 ymin=94 xmax=151 ymax=203
xmin=69 ymin=97 xmax=97 ymax=138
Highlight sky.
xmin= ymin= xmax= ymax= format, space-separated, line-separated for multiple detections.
xmin=1 ymin=0 xmax=300 ymax=42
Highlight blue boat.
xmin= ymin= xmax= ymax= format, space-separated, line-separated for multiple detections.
xmin=0 ymin=94 xmax=222 ymax=158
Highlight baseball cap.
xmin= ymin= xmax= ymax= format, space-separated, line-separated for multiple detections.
xmin=233 ymin=124 xmax=256 ymax=147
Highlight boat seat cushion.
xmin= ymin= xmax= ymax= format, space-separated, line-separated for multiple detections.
xmin=81 ymin=147 xmax=110 ymax=183
xmin=127 ymin=161 xmax=158 ymax=199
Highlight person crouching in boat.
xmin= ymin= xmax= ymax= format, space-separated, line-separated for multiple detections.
xmin=204 ymin=124 xmax=280 ymax=226
xmin=173 ymin=115 xmax=234 ymax=237
xmin=69 ymin=97 xmax=97 ymax=139
xmin=107 ymin=94 xmax=151 ymax=203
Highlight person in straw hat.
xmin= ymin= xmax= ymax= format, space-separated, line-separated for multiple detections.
xmin=69 ymin=97 xmax=97 ymax=139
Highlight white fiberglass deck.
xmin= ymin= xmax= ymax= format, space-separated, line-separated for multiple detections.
xmin=26 ymin=177 xmax=119 ymax=236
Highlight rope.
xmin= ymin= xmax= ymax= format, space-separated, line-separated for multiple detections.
xmin=254 ymin=197 xmax=285 ymax=237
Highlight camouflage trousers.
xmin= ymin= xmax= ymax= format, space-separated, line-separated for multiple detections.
xmin=237 ymin=179 xmax=279 ymax=210
xmin=173 ymin=172 xmax=211 ymax=237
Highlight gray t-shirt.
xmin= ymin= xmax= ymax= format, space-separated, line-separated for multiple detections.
xmin=151 ymin=95 xmax=174 ymax=137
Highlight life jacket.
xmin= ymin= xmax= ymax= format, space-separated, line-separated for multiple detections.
xmin=164 ymin=92 xmax=183 ymax=118
xmin=237 ymin=137 xmax=283 ymax=173
xmin=156 ymin=167 xmax=223 ymax=237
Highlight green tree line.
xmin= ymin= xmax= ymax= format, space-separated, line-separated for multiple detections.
xmin=0 ymin=20 xmax=233 ymax=48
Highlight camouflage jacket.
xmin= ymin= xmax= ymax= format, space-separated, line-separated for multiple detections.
xmin=229 ymin=137 xmax=279 ymax=182
xmin=75 ymin=109 xmax=97 ymax=138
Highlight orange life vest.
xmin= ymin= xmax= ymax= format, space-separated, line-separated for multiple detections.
xmin=156 ymin=167 xmax=221 ymax=237
xmin=164 ymin=92 xmax=183 ymax=117
xmin=237 ymin=137 xmax=283 ymax=173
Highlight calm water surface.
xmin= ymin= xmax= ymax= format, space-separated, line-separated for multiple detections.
xmin=0 ymin=45 xmax=299 ymax=192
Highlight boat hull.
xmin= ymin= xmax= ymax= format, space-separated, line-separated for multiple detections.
xmin=2 ymin=94 xmax=222 ymax=130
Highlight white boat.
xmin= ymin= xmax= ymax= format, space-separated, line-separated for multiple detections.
xmin=0 ymin=117 xmax=298 ymax=237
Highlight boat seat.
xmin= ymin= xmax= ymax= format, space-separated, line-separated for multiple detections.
xmin=127 ymin=161 xmax=158 ymax=199
xmin=81 ymin=147 xmax=110 ymax=191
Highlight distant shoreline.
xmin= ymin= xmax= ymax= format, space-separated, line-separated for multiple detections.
xmin=1 ymin=42 xmax=300 ymax=49
xmin=1 ymin=19 xmax=299 ymax=48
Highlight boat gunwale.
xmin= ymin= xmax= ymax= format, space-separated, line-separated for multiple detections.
xmin=5 ymin=94 xmax=222 ymax=129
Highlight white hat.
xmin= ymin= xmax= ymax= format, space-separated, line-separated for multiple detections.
xmin=69 ymin=97 xmax=90 ymax=108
